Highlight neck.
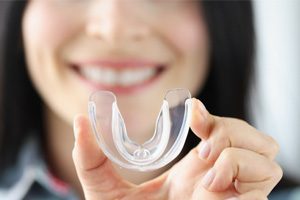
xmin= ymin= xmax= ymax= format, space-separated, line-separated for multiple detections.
xmin=43 ymin=106 xmax=83 ymax=196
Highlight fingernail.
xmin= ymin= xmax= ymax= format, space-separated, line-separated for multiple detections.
xmin=224 ymin=198 xmax=239 ymax=200
xmin=198 ymin=140 xmax=210 ymax=160
xmin=201 ymin=168 xmax=216 ymax=188
xmin=73 ymin=116 xmax=80 ymax=140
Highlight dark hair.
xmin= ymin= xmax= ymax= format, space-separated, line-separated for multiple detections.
xmin=0 ymin=1 xmax=254 ymax=171
xmin=0 ymin=1 xmax=44 ymax=171
xmin=184 ymin=1 xmax=255 ymax=151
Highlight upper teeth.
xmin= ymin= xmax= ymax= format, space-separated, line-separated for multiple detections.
xmin=79 ymin=66 xmax=157 ymax=86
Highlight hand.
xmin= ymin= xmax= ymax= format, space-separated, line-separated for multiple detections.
xmin=72 ymin=98 xmax=282 ymax=200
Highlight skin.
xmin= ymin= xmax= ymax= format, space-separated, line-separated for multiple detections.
xmin=73 ymin=99 xmax=282 ymax=200
xmin=22 ymin=0 xmax=282 ymax=199
xmin=22 ymin=0 xmax=209 ymax=187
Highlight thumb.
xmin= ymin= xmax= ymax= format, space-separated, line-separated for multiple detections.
xmin=72 ymin=114 xmax=131 ymax=200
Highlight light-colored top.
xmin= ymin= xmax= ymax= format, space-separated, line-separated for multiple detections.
xmin=0 ymin=137 xmax=78 ymax=200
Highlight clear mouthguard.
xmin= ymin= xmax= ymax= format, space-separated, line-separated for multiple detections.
xmin=88 ymin=88 xmax=192 ymax=171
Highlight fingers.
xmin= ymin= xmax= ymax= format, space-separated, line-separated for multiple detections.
xmin=190 ymin=99 xmax=282 ymax=196
xmin=201 ymin=148 xmax=283 ymax=196
xmin=72 ymin=114 xmax=130 ymax=200
xmin=191 ymin=98 xmax=279 ymax=162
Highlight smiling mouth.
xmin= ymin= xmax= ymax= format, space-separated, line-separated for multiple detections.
xmin=71 ymin=62 xmax=167 ymax=92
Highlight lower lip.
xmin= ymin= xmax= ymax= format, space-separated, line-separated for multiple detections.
xmin=72 ymin=67 xmax=166 ymax=95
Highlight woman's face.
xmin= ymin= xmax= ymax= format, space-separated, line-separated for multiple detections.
xmin=22 ymin=0 xmax=210 ymax=141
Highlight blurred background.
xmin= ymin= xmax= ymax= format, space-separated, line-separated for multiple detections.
xmin=251 ymin=0 xmax=300 ymax=184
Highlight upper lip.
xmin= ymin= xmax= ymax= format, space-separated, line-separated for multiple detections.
xmin=71 ymin=59 xmax=166 ymax=69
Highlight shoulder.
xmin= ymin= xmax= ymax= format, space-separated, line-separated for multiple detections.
xmin=0 ymin=137 xmax=79 ymax=200
xmin=0 ymin=137 xmax=38 ymax=199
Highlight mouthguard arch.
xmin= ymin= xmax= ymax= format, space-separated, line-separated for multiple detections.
xmin=88 ymin=88 xmax=192 ymax=171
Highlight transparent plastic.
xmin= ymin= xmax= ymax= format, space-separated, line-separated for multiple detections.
xmin=88 ymin=88 xmax=192 ymax=171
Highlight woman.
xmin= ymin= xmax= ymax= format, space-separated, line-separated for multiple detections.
xmin=0 ymin=0 xmax=282 ymax=199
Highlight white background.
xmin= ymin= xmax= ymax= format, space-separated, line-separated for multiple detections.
xmin=251 ymin=0 xmax=300 ymax=181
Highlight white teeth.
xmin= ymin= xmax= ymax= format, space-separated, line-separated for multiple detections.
xmin=79 ymin=66 xmax=157 ymax=86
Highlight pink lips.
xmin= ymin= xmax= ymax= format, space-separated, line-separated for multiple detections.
xmin=71 ymin=59 xmax=167 ymax=94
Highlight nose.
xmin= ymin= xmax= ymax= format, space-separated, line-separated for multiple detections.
xmin=86 ymin=0 xmax=150 ymax=44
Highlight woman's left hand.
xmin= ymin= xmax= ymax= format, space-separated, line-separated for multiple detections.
xmin=164 ymin=98 xmax=282 ymax=199
xmin=72 ymin=98 xmax=282 ymax=200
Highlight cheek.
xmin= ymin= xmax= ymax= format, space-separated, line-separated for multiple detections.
xmin=22 ymin=2 xmax=76 ymax=51
xmin=164 ymin=15 xmax=209 ymax=54
xmin=163 ymin=15 xmax=210 ymax=94
xmin=171 ymin=27 xmax=204 ymax=52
